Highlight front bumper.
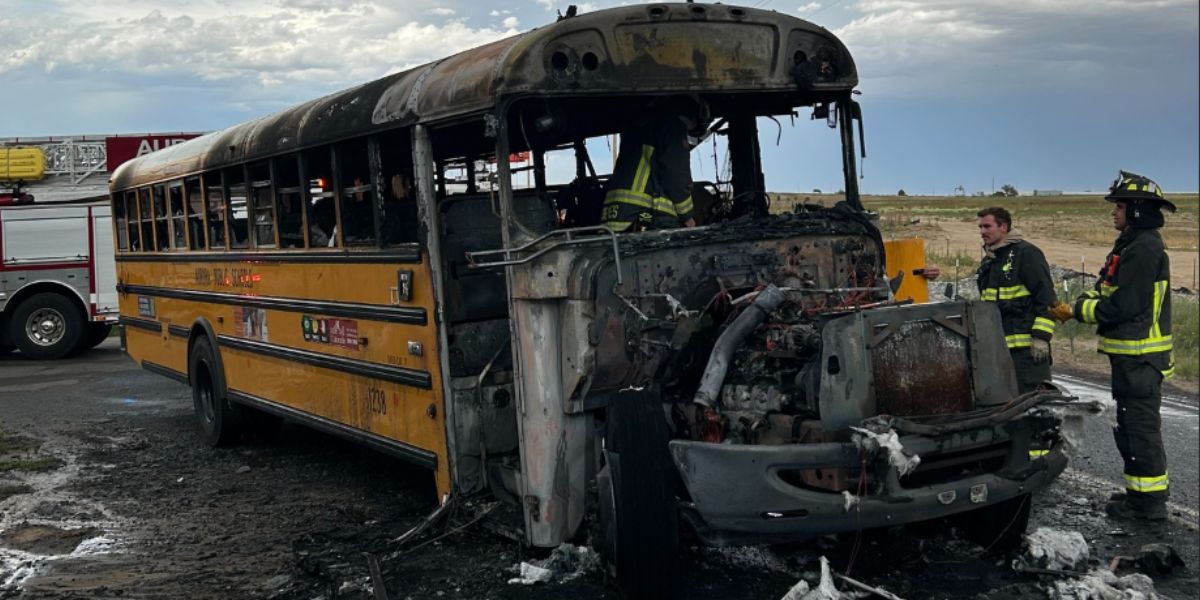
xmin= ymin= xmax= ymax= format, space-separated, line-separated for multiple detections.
xmin=669 ymin=415 xmax=1067 ymax=546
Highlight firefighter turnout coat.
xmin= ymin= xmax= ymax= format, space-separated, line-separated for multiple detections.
xmin=1074 ymin=227 xmax=1174 ymax=375
xmin=976 ymin=237 xmax=1058 ymax=351
xmin=601 ymin=116 xmax=695 ymax=232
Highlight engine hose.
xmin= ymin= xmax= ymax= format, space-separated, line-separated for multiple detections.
xmin=693 ymin=284 xmax=786 ymax=410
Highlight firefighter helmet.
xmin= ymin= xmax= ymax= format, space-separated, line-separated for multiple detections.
xmin=1105 ymin=170 xmax=1176 ymax=212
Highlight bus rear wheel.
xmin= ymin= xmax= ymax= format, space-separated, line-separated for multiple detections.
xmin=596 ymin=388 xmax=679 ymax=600
xmin=189 ymin=337 xmax=243 ymax=447
xmin=9 ymin=292 xmax=85 ymax=360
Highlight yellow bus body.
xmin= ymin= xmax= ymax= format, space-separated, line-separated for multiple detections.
xmin=118 ymin=254 xmax=451 ymax=495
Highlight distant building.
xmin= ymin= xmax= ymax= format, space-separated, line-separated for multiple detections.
xmin=1032 ymin=189 xmax=1063 ymax=197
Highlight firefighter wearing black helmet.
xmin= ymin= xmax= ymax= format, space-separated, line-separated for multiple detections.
xmin=1050 ymin=170 xmax=1175 ymax=521
xmin=601 ymin=96 xmax=705 ymax=232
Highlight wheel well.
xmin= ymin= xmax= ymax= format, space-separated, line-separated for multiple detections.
xmin=187 ymin=319 xmax=224 ymax=391
xmin=4 ymin=282 xmax=88 ymax=321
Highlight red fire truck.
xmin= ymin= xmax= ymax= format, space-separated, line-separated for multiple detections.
xmin=0 ymin=200 xmax=118 ymax=358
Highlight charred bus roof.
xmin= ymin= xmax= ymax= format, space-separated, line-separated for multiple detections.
xmin=111 ymin=2 xmax=857 ymax=191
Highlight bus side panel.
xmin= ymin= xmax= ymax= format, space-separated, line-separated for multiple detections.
xmin=116 ymin=255 xmax=451 ymax=495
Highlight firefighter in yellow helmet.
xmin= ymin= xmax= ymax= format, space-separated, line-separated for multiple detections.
xmin=1050 ymin=170 xmax=1175 ymax=521
xmin=601 ymin=96 xmax=706 ymax=232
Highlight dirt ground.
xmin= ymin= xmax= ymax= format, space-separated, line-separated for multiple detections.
xmin=2 ymin=342 xmax=1197 ymax=600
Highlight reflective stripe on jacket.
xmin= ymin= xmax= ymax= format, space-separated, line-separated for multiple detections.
xmin=976 ymin=239 xmax=1058 ymax=349
xmin=1074 ymin=227 xmax=1174 ymax=376
xmin=602 ymin=116 xmax=694 ymax=232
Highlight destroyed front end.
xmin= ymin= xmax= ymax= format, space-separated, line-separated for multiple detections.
xmin=573 ymin=210 xmax=1071 ymax=547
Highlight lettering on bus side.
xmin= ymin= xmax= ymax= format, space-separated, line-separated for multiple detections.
xmin=197 ymin=267 xmax=259 ymax=288
xmin=365 ymin=386 xmax=387 ymax=415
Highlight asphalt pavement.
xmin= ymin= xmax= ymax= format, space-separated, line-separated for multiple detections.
xmin=1054 ymin=373 xmax=1200 ymax=525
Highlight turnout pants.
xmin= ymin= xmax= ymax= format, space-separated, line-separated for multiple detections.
xmin=1110 ymin=355 xmax=1169 ymax=508
xmin=1010 ymin=348 xmax=1051 ymax=395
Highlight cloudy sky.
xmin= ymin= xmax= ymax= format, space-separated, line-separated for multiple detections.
xmin=1 ymin=0 xmax=1196 ymax=194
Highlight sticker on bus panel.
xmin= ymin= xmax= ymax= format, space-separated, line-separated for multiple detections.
xmin=234 ymin=307 xmax=268 ymax=342
xmin=302 ymin=315 xmax=358 ymax=349
xmin=137 ymin=296 xmax=156 ymax=318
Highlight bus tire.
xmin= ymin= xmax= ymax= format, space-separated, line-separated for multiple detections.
xmin=598 ymin=388 xmax=679 ymax=600
xmin=189 ymin=336 xmax=243 ymax=447
xmin=84 ymin=324 xmax=113 ymax=351
xmin=8 ymin=292 xmax=85 ymax=360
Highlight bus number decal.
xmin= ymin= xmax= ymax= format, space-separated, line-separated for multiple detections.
xmin=365 ymin=387 xmax=387 ymax=415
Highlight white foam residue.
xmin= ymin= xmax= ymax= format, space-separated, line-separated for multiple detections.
xmin=1050 ymin=569 xmax=1159 ymax=599
xmin=506 ymin=543 xmax=600 ymax=585
xmin=1019 ymin=527 xmax=1090 ymax=571
xmin=850 ymin=427 xmax=921 ymax=476
xmin=781 ymin=556 xmax=843 ymax=600
xmin=842 ymin=491 xmax=859 ymax=513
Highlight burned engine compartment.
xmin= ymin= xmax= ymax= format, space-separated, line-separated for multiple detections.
xmin=584 ymin=206 xmax=896 ymax=441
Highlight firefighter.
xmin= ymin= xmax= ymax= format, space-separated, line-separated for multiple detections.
xmin=1050 ymin=171 xmax=1175 ymax=521
xmin=601 ymin=97 xmax=705 ymax=232
xmin=975 ymin=207 xmax=1060 ymax=394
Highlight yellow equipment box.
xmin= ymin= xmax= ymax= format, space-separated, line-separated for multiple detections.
xmin=1 ymin=147 xmax=47 ymax=182
xmin=884 ymin=238 xmax=931 ymax=304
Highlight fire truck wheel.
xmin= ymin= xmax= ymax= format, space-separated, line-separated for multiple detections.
xmin=189 ymin=336 xmax=244 ymax=447
xmin=83 ymin=324 xmax=113 ymax=350
xmin=9 ymin=292 xmax=85 ymax=360
xmin=597 ymin=388 xmax=679 ymax=600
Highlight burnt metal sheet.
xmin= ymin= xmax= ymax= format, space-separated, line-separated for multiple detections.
xmin=871 ymin=319 xmax=973 ymax=417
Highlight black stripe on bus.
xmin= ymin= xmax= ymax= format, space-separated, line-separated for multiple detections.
xmin=216 ymin=335 xmax=432 ymax=389
xmin=119 ymin=284 xmax=427 ymax=326
xmin=142 ymin=360 xmax=188 ymax=384
xmin=226 ymin=389 xmax=438 ymax=471
xmin=114 ymin=247 xmax=421 ymax=264
xmin=120 ymin=316 xmax=161 ymax=333
xmin=168 ymin=324 xmax=190 ymax=339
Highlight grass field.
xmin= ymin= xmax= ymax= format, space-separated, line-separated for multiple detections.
xmin=772 ymin=193 xmax=1199 ymax=253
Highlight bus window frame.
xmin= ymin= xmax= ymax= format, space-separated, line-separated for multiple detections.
xmin=184 ymin=176 xmax=205 ymax=250
xmin=226 ymin=166 xmax=250 ymax=249
xmin=296 ymin=153 xmax=313 ymax=249
xmin=247 ymin=160 xmax=277 ymax=249
xmin=329 ymin=145 xmax=345 ymax=248
xmin=273 ymin=155 xmax=303 ymax=249
xmin=167 ymin=179 xmax=188 ymax=250
xmin=367 ymin=135 xmax=385 ymax=247
xmin=137 ymin=188 xmax=152 ymax=253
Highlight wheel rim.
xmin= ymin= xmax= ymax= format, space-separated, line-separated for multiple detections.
xmin=25 ymin=307 xmax=67 ymax=347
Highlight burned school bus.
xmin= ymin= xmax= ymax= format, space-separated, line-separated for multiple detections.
xmin=111 ymin=3 xmax=1070 ymax=597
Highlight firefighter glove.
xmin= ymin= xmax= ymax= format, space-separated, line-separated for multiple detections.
xmin=1049 ymin=301 xmax=1074 ymax=322
xmin=1031 ymin=338 xmax=1050 ymax=364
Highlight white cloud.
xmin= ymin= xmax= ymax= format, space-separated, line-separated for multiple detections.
xmin=797 ymin=2 xmax=822 ymax=13
xmin=837 ymin=0 xmax=1199 ymax=97
xmin=427 ymin=7 xmax=456 ymax=16
xmin=503 ymin=16 xmax=520 ymax=29
xmin=0 ymin=4 xmax=516 ymax=98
